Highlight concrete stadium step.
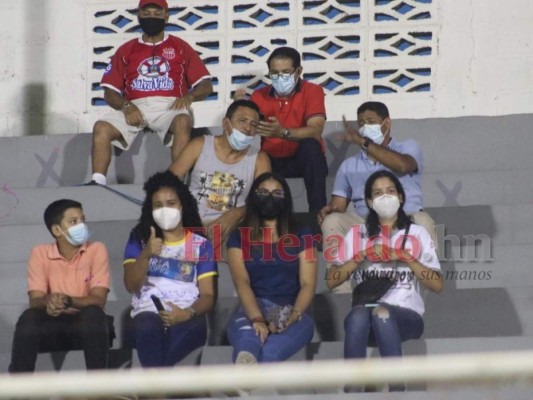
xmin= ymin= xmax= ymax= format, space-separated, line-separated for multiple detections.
xmin=201 ymin=335 xmax=533 ymax=366
xmin=0 ymin=131 xmax=172 ymax=188
xmin=0 ymin=346 xmax=203 ymax=373
xmin=422 ymin=169 xmax=533 ymax=208
xmin=205 ymin=286 xmax=533 ymax=345
xmin=1 ymin=114 xmax=532 ymax=189
xmin=2 ymin=176 xmax=531 ymax=243
xmin=427 ymin=204 xmax=533 ymax=247
xmin=440 ymin=243 xmax=533 ymax=289
xmin=394 ymin=113 xmax=533 ymax=173
xmin=289 ymin=170 xmax=533 ymax=211
xmin=2 ymin=171 xmax=532 ymax=226
xmin=0 ymin=185 xmax=143 ymax=226
xmin=0 ymin=220 xmax=136 ymax=263
xmin=0 ymin=129 xmax=352 ymax=189
xmin=2 ymin=284 xmax=531 ymax=355
xmin=1 ymin=285 xmax=532 ymax=369
xmin=1 ymin=239 xmax=529 ymax=346
xmin=2 ymin=201 xmax=531 ymax=264
xmin=200 ymin=343 xmax=312 ymax=365
xmin=1 ymin=334 xmax=533 ymax=372
xmin=314 ymin=336 xmax=533 ymax=360
xmin=0 ymin=233 xmax=530 ymax=295
xmin=112 ymin=236 xmax=533 ymax=295
xmin=309 ymin=289 xmax=533 ymax=342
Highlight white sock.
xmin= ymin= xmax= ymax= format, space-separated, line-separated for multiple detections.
xmin=91 ymin=173 xmax=107 ymax=186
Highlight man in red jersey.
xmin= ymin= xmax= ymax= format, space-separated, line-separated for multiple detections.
xmin=245 ymin=47 xmax=328 ymax=217
xmin=89 ymin=0 xmax=213 ymax=185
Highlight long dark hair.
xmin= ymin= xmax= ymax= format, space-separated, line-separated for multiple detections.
xmin=364 ymin=170 xmax=411 ymax=237
xmin=241 ymin=172 xmax=296 ymax=242
xmin=131 ymin=171 xmax=204 ymax=243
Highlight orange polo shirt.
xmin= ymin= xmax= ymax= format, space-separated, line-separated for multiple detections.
xmin=250 ymin=80 xmax=326 ymax=158
xmin=27 ymin=241 xmax=111 ymax=297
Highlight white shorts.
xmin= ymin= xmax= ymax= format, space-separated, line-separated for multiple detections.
xmin=99 ymin=96 xmax=193 ymax=151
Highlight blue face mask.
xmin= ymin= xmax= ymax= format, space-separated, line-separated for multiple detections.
xmin=359 ymin=123 xmax=385 ymax=145
xmin=62 ymin=223 xmax=90 ymax=246
xmin=228 ymin=126 xmax=254 ymax=151
xmin=272 ymin=74 xmax=297 ymax=96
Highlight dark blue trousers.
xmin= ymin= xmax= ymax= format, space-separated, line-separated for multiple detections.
xmin=133 ymin=311 xmax=207 ymax=367
xmin=269 ymin=138 xmax=328 ymax=215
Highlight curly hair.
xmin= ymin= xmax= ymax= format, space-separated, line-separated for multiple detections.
xmin=131 ymin=171 xmax=204 ymax=243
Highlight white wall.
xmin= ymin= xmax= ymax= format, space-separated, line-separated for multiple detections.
xmin=0 ymin=0 xmax=531 ymax=137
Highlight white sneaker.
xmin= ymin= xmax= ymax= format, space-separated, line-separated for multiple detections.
xmin=236 ymin=351 xmax=257 ymax=364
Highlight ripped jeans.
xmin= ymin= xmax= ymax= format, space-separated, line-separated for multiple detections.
xmin=227 ymin=298 xmax=314 ymax=363
xmin=344 ymin=303 xmax=423 ymax=359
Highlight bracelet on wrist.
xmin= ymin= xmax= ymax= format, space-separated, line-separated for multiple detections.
xmin=291 ymin=309 xmax=302 ymax=321
xmin=251 ymin=316 xmax=269 ymax=326
xmin=121 ymin=101 xmax=132 ymax=112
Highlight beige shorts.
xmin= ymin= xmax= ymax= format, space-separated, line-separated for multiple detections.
xmin=99 ymin=96 xmax=193 ymax=151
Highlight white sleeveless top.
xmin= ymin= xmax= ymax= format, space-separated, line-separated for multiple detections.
xmin=189 ymin=135 xmax=259 ymax=221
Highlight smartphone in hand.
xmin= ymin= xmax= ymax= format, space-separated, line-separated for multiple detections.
xmin=150 ymin=295 xmax=165 ymax=311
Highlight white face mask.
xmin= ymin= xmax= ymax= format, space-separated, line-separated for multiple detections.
xmin=272 ymin=74 xmax=297 ymax=96
xmin=152 ymin=207 xmax=182 ymax=231
xmin=371 ymin=194 xmax=400 ymax=219
xmin=359 ymin=123 xmax=385 ymax=145
xmin=61 ymin=223 xmax=90 ymax=246
xmin=227 ymin=126 xmax=254 ymax=151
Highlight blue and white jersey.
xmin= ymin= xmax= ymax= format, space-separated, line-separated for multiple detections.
xmin=123 ymin=232 xmax=217 ymax=317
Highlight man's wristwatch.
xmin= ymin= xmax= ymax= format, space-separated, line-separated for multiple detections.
xmin=361 ymin=137 xmax=373 ymax=152
xmin=186 ymin=307 xmax=197 ymax=318
xmin=64 ymin=296 xmax=73 ymax=309
xmin=121 ymin=101 xmax=132 ymax=112
xmin=283 ymin=128 xmax=292 ymax=139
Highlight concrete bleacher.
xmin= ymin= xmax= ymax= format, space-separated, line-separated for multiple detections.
xmin=0 ymin=114 xmax=532 ymax=396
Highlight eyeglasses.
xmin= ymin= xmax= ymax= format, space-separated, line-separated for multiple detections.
xmin=255 ymin=188 xmax=285 ymax=199
xmin=268 ymin=71 xmax=295 ymax=81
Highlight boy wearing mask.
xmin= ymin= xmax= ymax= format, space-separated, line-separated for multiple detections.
xmin=9 ymin=199 xmax=112 ymax=372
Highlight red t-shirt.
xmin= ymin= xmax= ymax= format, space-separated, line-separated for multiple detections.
xmin=250 ymin=80 xmax=326 ymax=158
xmin=101 ymin=34 xmax=211 ymax=100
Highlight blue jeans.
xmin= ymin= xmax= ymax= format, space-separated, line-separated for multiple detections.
xmin=269 ymin=138 xmax=328 ymax=214
xmin=344 ymin=304 xmax=423 ymax=359
xmin=134 ymin=311 xmax=207 ymax=367
xmin=227 ymin=298 xmax=314 ymax=363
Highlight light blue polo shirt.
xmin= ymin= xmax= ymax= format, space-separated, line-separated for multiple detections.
xmin=332 ymin=139 xmax=424 ymax=217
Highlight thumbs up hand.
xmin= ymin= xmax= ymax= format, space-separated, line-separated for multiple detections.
xmin=147 ymin=226 xmax=163 ymax=256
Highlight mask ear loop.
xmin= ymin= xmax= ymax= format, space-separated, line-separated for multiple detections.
xmin=381 ymin=118 xmax=391 ymax=137
xmin=222 ymin=118 xmax=232 ymax=136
